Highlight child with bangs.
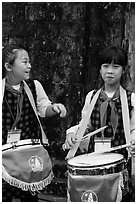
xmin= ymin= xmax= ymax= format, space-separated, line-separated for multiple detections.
xmin=64 ymin=46 xmax=135 ymax=201
xmin=2 ymin=43 xmax=67 ymax=202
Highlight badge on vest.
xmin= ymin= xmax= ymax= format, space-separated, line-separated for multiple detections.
xmin=7 ymin=129 xmax=21 ymax=144
xmin=94 ymin=137 xmax=111 ymax=153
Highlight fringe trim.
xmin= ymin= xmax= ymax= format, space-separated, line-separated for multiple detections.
xmin=2 ymin=165 xmax=54 ymax=192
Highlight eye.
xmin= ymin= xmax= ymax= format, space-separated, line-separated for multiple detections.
xmin=22 ymin=60 xmax=27 ymax=64
xmin=22 ymin=59 xmax=31 ymax=65
xmin=113 ymin=64 xmax=121 ymax=69
xmin=102 ymin=64 xmax=109 ymax=68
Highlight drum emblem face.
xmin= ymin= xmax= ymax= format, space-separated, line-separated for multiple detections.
xmin=81 ymin=190 xmax=98 ymax=202
xmin=29 ymin=156 xmax=43 ymax=172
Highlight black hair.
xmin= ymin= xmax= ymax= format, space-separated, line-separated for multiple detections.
xmin=2 ymin=43 xmax=25 ymax=78
xmin=100 ymin=46 xmax=128 ymax=68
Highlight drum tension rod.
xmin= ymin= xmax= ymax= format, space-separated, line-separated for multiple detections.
xmin=11 ymin=141 xmax=18 ymax=149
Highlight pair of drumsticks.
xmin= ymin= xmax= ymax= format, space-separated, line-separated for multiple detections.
xmin=62 ymin=126 xmax=130 ymax=158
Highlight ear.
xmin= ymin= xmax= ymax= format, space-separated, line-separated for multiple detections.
xmin=122 ymin=67 xmax=125 ymax=74
xmin=5 ymin=63 xmax=12 ymax=72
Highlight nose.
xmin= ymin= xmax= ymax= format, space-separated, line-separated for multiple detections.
xmin=107 ymin=65 xmax=113 ymax=73
xmin=27 ymin=62 xmax=31 ymax=69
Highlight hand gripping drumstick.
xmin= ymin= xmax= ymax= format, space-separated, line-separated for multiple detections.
xmin=64 ymin=126 xmax=107 ymax=160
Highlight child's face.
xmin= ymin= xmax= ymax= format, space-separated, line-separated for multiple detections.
xmin=100 ymin=63 xmax=123 ymax=86
xmin=10 ymin=49 xmax=31 ymax=82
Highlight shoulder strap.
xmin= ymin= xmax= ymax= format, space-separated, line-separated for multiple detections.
xmin=120 ymin=86 xmax=130 ymax=145
xmin=66 ymin=89 xmax=101 ymax=160
xmin=2 ymin=78 xmax=6 ymax=102
xmin=23 ymin=80 xmax=49 ymax=145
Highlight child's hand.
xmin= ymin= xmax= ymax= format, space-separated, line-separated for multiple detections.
xmin=63 ymin=133 xmax=77 ymax=150
xmin=52 ymin=103 xmax=66 ymax=117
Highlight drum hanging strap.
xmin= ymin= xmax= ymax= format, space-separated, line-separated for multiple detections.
xmin=120 ymin=86 xmax=130 ymax=145
xmin=120 ymin=86 xmax=135 ymax=179
xmin=23 ymin=81 xmax=49 ymax=145
xmin=2 ymin=78 xmax=6 ymax=103
xmin=66 ymin=89 xmax=101 ymax=160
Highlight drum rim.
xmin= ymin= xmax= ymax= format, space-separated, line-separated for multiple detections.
xmin=2 ymin=139 xmax=41 ymax=152
xmin=67 ymin=152 xmax=124 ymax=168
xmin=67 ymin=157 xmax=125 ymax=170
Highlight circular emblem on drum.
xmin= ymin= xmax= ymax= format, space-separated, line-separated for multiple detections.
xmin=29 ymin=156 xmax=43 ymax=172
xmin=81 ymin=190 xmax=98 ymax=202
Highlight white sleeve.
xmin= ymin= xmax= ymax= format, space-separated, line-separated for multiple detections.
xmin=66 ymin=90 xmax=94 ymax=135
xmin=130 ymin=92 xmax=135 ymax=132
xmin=34 ymin=80 xmax=52 ymax=117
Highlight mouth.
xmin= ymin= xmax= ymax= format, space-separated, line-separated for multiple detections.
xmin=106 ymin=76 xmax=114 ymax=79
xmin=25 ymin=70 xmax=30 ymax=74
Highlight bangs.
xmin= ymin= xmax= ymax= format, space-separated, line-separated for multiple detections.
xmin=100 ymin=46 xmax=127 ymax=67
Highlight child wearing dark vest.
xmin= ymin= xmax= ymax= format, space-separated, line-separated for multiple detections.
xmin=2 ymin=43 xmax=67 ymax=202
xmin=64 ymin=46 xmax=135 ymax=201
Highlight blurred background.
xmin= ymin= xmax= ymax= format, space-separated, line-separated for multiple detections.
xmin=2 ymin=2 xmax=135 ymax=201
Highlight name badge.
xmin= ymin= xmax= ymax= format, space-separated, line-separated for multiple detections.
xmin=94 ymin=137 xmax=111 ymax=153
xmin=7 ymin=129 xmax=21 ymax=144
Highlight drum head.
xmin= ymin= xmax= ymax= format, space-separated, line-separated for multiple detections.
xmin=67 ymin=152 xmax=124 ymax=167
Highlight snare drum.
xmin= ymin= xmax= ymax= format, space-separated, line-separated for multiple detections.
xmin=2 ymin=139 xmax=54 ymax=192
xmin=67 ymin=152 xmax=129 ymax=202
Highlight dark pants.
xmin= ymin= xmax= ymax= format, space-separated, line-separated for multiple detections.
xmin=122 ymin=177 xmax=135 ymax=202
xmin=122 ymin=157 xmax=135 ymax=202
xmin=2 ymin=180 xmax=38 ymax=202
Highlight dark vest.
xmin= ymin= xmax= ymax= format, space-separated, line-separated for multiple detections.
xmin=87 ymin=88 xmax=133 ymax=158
xmin=2 ymin=80 xmax=41 ymax=145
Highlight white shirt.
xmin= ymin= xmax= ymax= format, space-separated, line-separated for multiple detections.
xmin=34 ymin=80 xmax=52 ymax=117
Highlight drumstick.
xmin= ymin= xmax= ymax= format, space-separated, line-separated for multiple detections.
xmin=64 ymin=126 xmax=108 ymax=159
xmin=81 ymin=126 xmax=108 ymax=141
xmin=91 ymin=143 xmax=130 ymax=155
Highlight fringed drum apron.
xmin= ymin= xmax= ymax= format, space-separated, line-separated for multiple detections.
xmin=2 ymin=139 xmax=54 ymax=193
xmin=67 ymin=152 xmax=128 ymax=202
